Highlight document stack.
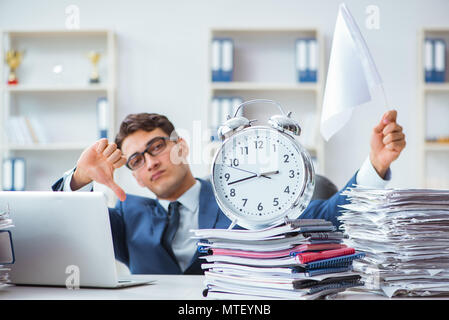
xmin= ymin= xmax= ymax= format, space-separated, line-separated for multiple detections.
xmin=338 ymin=186 xmax=449 ymax=298
xmin=0 ymin=207 xmax=14 ymax=289
xmin=191 ymin=219 xmax=365 ymax=299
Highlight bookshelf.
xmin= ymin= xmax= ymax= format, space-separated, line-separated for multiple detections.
xmin=418 ymin=28 xmax=449 ymax=189
xmin=0 ymin=29 xmax=116 ymax=191
xmin=206 ymin=28 xmax=325 ymax=174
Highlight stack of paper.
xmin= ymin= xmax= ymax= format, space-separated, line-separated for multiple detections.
xmin=0 ymin=207 xmax=14 ymax=289
xmin=338 ymin=186 xmax=449 ymax=298
xmin=191 ymin=219 xmax=365 ymax=300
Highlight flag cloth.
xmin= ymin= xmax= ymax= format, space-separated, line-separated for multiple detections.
xmin=320 ymin=3 xmax=384 ymax=141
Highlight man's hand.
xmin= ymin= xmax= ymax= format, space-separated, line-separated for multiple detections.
xmin=71 ymin=138 xmax=127 ymax=201
xmin=370 ymin=110 xmax=406 ymax=179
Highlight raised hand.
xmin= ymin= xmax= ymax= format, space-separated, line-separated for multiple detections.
xmin=71 ymin=138 xmax=127 ymax=201
xmin=370 ymin=110 xmax=406 ymax=178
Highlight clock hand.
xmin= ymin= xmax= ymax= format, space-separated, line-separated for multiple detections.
xmin=258 ymin=170 xmax=280 ymax=177
xmin=224 ymin=165 xmax=272 ymax=180
xmin=228 ymin=170 xmax=279 ymax=185
xmin=227 ymin=174 xmax=258 ymax=186
xmin=224 ymin=165 xmax=256 ymax=175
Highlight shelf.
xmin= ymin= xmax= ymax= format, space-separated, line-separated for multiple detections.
xmin=423 ymin=83 xmax=449 ymax=92
xmin=5 ymin=29 xmax=111 ymax=37
xmin=211 ymin=27 xmax=318 ymax=34
xmin=7 ymin=143 xmax=90 ymax=151
xmin=425 ymin=142 xmax=449 ymax=151
xmin=3 ymin=84 xmax=110 ymax=93
xmin=210 ymin=82 xmax=319 ymax=92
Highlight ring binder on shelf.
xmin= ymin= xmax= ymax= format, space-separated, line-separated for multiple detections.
xmin=211 ymin=38 xmax=234 ymax=82
xmin=2 ymin=158 xmax=26 ymax=191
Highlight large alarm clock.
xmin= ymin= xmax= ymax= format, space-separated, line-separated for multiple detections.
xmin=211 ymin=99 xmax=315 ymax=230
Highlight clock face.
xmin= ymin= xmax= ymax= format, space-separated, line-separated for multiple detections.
xmin=212 ymin=126 xmax=308 ymax=229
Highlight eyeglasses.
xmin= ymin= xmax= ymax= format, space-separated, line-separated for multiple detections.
xmin=126 ymin=136 xmax=178 ymax=171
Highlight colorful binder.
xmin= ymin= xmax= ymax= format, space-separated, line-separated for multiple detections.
xmin=292 ymin=247 xmax=356 ymax=263
xmin=206 ymin=243 xmax=348 ymax=258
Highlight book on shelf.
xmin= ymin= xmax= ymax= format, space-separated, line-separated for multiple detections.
xmin=6 ymin=116 xmax=48 ymax=145
xmin=426 ymin=136 xmax=449 ymax=143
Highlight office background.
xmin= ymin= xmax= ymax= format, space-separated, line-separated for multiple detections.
xmin=0 ymin=0 xmax=448 ymax=199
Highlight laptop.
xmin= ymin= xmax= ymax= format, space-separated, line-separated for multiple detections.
xmin=0 ymin=191 xmax=154 ymax=288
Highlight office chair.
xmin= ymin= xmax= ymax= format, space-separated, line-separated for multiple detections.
xmin=311 ymin=174 xmax=338 ymax=201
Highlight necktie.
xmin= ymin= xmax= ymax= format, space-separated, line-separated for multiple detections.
xmin=162 ymin=201 xmax=181 ymax=261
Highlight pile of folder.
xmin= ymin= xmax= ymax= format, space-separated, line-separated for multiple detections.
xmin=191 ymin=219 xmax=365 ymax=299
xmin=0 ymin=208 xmax=14 ymax=289
xmin=339 ymin=186 xmax=449 ymax=297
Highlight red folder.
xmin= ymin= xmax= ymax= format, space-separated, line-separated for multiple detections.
xmin=294 ymin=247 xmax=356 ymax=264
xmin=210 ymin=244 xmax=347 ymax=259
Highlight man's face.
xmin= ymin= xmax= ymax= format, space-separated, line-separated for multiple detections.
xmin=120 ymin=128 xmax=190 ymax=199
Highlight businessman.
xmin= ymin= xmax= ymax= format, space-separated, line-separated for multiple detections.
xmin=52 ymin=111 xmax=406 ymax=274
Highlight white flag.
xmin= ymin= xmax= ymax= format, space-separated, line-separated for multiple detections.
xmin=321 ymin=3 xmax=384 ymax=141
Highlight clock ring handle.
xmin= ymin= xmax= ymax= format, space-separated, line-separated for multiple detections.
xmin=218 ymin=99 xmax=301 ymax=140
xmin=232 ymin=99 xmax=288 ymax=118
xmin=234 ymin=99 xmax=301 ymax=136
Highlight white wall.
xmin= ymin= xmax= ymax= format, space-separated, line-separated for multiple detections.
xmin=1 ymin=0 xmax=449 ymax=194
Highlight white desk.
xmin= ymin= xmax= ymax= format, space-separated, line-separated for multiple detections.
xmin=0 ymin=275 xmax=204 ymax=300
xmin=0 ymin=275 xmax=418 ymax=300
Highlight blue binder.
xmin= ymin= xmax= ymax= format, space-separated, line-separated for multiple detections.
xmin=304 ymin=252 xmax=366 ymax=270
xmin=2 ymin=158 xmax=26 ymax=191
xmin=434 ymin=39 xmax=446 ymax=82
xmin=424 ymin=38 xmax=434 ymax=82
xmin=425 ymin=38 xmax=447 ymax=83
xmin=220 ymin=38 xmax=234 ymax=82
xmin=305 ymin=265 xmax=353 ymax=277
xmin=97 ymin=97 xmax=108 ymax=139
xmin=211 ymin=38 xmax=234 ymax=82
xmin=209 ymin=96 xmax=243 ymax=141
xmin=296 ymin=38 xmax=308 ymax=82
xmin=296 ymin=38 xmax=318 ymax=82
xmin=211 ymin=38 xmax=222 ymax=82
xmin=307 ymin=38 xmax=318 ymax=82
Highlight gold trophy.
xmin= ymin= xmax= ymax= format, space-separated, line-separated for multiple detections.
xmin=87 ymin=51 xmax=101 ymax=84
xmin=5 ymin=50 xmax=23 ymax=85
